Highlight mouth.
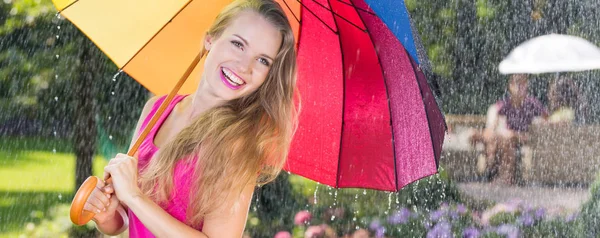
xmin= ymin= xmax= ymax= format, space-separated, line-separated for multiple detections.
xmin=220 ymin=67 xmax=246 ymax=90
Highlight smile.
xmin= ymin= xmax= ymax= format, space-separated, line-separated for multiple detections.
xmin=220 ymin=67 xmax=246 ymax=90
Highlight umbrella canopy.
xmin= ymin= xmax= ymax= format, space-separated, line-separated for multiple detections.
xmin=499 ymin=34 xmax=600 ymax=74
xmin=53 ymin=0 xmax=446 ymax=192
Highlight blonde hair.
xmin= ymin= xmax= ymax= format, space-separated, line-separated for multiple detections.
xmin=138 ymin=0 xmax=297 ymax=226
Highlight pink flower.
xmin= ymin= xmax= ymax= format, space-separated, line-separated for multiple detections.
xmin=274 ymin=231 xmax=292 ymax=238
xmin=305 ymin=225 xmax=325 ymax=238
xmin=352 ymin=229 xmax=370 ymax=238
xmin=295 ymin=210 xmax=312 ymax=225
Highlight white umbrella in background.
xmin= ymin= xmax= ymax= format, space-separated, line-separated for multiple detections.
xmin=499 ymin=34 xmax=600 ymax=74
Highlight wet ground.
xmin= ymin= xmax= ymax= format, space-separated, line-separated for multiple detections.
xmin=458 ymin=182 xmax=590 ymax=216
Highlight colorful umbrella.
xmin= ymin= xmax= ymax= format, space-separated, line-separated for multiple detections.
xmin=283 ymin=0 xmax=446 ymax=191
xmin=53 ymin=0 xmax=446 ymax=224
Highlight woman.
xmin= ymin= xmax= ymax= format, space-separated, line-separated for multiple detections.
xmin=547 ymin=76 xmax=580 ymax=124
xmin=82 ymin=0 xmax=298 ymax=236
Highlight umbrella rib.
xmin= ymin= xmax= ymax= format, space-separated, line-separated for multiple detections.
xmin=119 ymin=0 xmax=195 ymax=70
xmin=281 ymin=0 xmax=301 ymax=23
xmin=349 ymin=0 xmax=399 ymax=191
xmin=294 ymin=0 xmax=338 ymax=34
xmin=324 ymin=0 xmax=345 ymax=189
xmin=309 ymin=0 xmax=367 ymax=32
xmin=334 ymin=0 xmax=376 ymax=15
xmin=55 ymin=0 xmax=80 ymax=13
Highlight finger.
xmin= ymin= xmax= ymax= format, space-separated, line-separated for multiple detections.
xmin=85 ymin=195 xmax=107 ymax=214
xmin=116 ymin=153 xmax=137 ymax=164
xmin=115 ymin=153 xmax=131 ymax=160
xmin=104 ymin=165 xmax=116 ymax=182
xmin=93 ymin=187 xmax=111 ymax=207
xmin=102 ymin=184 xmax=115 ymax=194
xmin=94 ymin=176 xmax=105 ymax=189
xmin=84 ymin=202 xmax=103 ymax=214
xmin=106 ymin=195 xmax=120 ymax=211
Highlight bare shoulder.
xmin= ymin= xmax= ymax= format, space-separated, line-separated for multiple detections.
xmin=129 ymin=95 xmax=163 ymax=149
xmin=139 ymin=95 xmax=164 ymax=120
xmin=136 ymin=96 xmax=162 ymax=126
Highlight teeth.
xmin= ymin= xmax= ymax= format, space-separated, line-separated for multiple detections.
xmin=222 ymin=68 xmax=244 ymax=85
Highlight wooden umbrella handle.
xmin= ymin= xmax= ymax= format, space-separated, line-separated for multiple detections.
xmin=69 ymin=51 xmax=203 ymax=226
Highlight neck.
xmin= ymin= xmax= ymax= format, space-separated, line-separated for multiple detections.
xmin=511 ymin=96 xmax=525 ymax=107
xmin=185 ymin=80 xmax=226 ymax=121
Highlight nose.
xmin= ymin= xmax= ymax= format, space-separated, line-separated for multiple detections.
xmin=236 ymin=56 xmax=253 ymax=74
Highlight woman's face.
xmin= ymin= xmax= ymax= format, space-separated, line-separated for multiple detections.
xmin=202 ymin=10 xmax=282 ymax=101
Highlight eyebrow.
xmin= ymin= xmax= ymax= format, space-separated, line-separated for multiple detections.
xmin=234 ymin=34 xmax=274 ymax=62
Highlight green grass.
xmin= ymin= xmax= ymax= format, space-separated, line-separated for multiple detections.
xmin=0 ymin=136 xmax=109 ymax=236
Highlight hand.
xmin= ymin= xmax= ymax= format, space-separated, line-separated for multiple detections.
xmin=83 ymin=177 xmax=120 ymax=224
xmin=104 ymin=153 xmax=142 ymax=206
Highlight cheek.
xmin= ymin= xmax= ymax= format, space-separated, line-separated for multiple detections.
xmin=254 ymin=69 xmax=270 ymax=86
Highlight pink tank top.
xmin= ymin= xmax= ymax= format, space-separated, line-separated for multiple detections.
xmin=128 ymin=94 xmax=203 ymax=237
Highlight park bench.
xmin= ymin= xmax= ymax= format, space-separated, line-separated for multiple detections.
xmin=441 ymin=114 xmax=600 ymax=186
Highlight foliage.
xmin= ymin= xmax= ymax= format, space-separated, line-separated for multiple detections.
xmin=0 ymin=137 xmax=107 ymax=235
xmin=262 ymin=199 xmax=581 ymax=238
xmin=245 ymin=169 xmax=462 ymax=237
xmin=579 ymin=171 xmax=600 ymax=237
xmin=6 ymin=204 xmax=97 ymax=238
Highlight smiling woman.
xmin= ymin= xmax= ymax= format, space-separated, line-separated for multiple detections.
xmin=76 ymin=0 xmax=298 ymax=237
xmin=199 ymin=9 xmax=283 ymax=100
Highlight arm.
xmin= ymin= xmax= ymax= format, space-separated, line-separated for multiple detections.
xmin=121 ymin=175 xmax=256 ymax=238
xmin=95 ymin=95 xmax=160 ymax=234
xmin=483 ymin=103 xmax=501 ymax=139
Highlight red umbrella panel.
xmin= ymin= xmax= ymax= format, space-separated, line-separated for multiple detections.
xmin=283 ymin=0 xmax=447 ymax=192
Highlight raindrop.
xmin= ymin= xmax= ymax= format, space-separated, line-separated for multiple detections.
xmin=56 ymin=35 xmax=59 ymax=39
xmin=58 ymin=194 xmax=62 ymax=200
xmin=355 ymin=225 xmax=360 ymax=230
xmin=112 ymin=70 xmax=123 ymax=81
xmin=362 ymin=189 xmax=367 ymax=195
xmin=313 ymin=183 xmax=319 ymax=205
xmin=331 ymin=215 xmax=336 ymax=221
xmin=57 ymin=25 xmax=61 ymax=30
xmin=55 ymin=13 xmax=61 ymax=19
xmin=55 ymin=74 xmax=58 ymax=79
xmin=55 ymin=54 xmax=59 ymax=59
xmin=54 ymin=97 xmax=58 ymax=101
xmin=111 ymin=91 xmax=115 ymax=95
xmin=388 ymin=192 xmax=393 ymax=211
xmin=108 ymin=116 xmax=112 ymax=120
xmin=52 ymin=148 xmax=56 ymax=153
xmin=333 ymin=190 xmax=338 ymax=206
xmin=352 ymin=217 xmax=357 ymax=222
xmin=286 ymin=171 xmax=291 ymax=175
xmin=109 ymin=135 xmax=113 ymax=140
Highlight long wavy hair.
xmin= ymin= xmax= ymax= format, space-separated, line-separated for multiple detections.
xmin=138 ymin=0 xmax=297 ymax=226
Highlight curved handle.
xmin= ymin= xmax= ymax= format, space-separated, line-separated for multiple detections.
xmin=69 ymin=51 xmax=203 ymax=226
xmin=69 ymin=176 xmax=98 ymax=225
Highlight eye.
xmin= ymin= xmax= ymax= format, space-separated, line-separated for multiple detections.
xmin=258 ymin=58 xmax=270 ymax=66
xmin=231 ymin=40 xmax=243 ymax=50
